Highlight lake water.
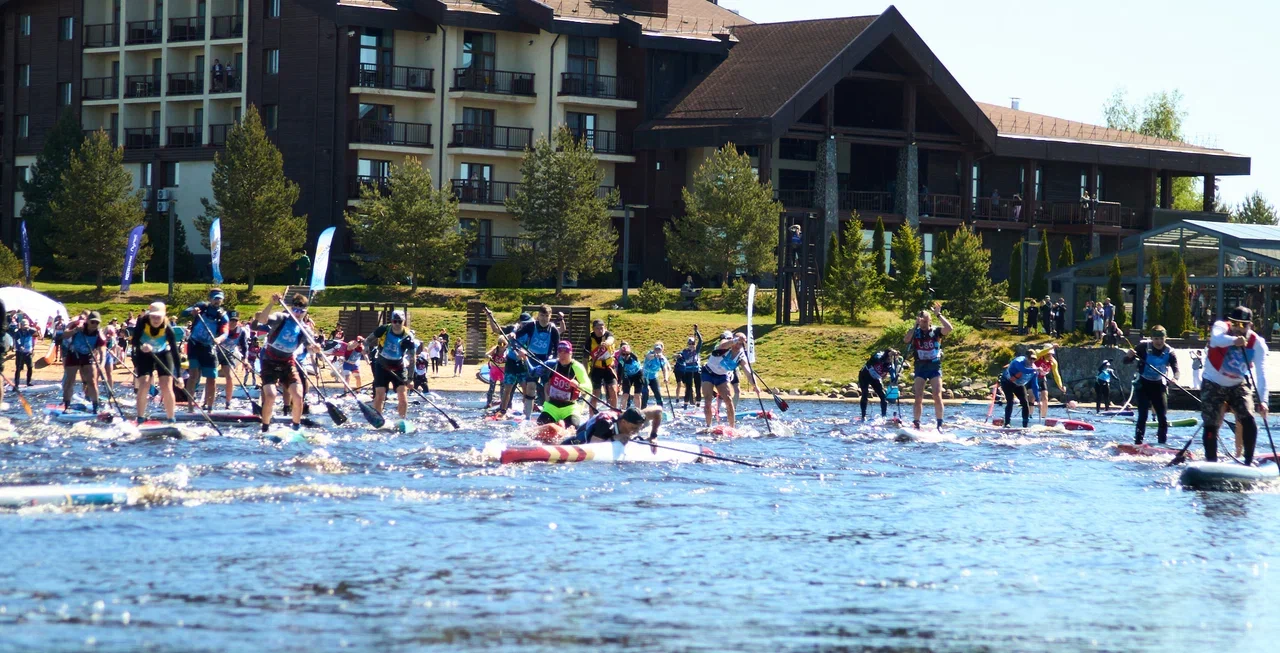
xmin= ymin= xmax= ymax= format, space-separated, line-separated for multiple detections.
xmin=3 ymin=395 xmax=1280 ymax=652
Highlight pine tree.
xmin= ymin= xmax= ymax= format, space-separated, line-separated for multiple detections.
xmin=1146 ymin=258 xmax=1163 ymax=329
xmin=507 ymin=127 xmax=617 ymax=294
xmin=1107 ymin=256 xmax=1127 ymax=328
xmin=1057 ymin=237 xmax=1075 ymax=269
xmin=197 ymin=105 xmax=307 ymax=290
xmin=1030 ymin=241 xmax=1051 ymax=299
xmin=0 ymin=243 xmax=32 ymax=286
xmin=931 ymin=224 xmax=1003 ymax=324
xmin=666 ymin=142 xmax=782 ymax=285
xmin=824 ymin=232 xmax=840 ymax=281
xmin=888 ymin=222 xmax=926 ymax=318
xmin=822 ymin=230 xmax=879 ymax=324
xmin=871 ymin=216 xmax=887 ymax=278
xmin=1230 ymin=191 xmax=1278 ymax=225
xmin=20 ymin=111 xmax=86 ymax=275
xmin=348 ymin=157 xmax=470 ymax=290
xmin=1008 ymin=240 xmax=1023 ymax=300
xmin=48 ymin=131 xmax=145 ymax=290
xmin=1166 ymin=254 xmax=1192 ymax=336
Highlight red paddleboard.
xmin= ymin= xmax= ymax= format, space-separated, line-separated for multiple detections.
xmin=700 ymin=424 xmax=743 ymax=438
xmin=1116 ymin=443 xmax=1193 ymax=459
xmin=527 ymin=423 xmax=567 ymax=444
xmin=990 ymin=417 xmax=1094 ymax=431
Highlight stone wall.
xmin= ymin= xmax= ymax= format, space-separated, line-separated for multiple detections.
xmin=1020 ymin=344 xmax=1194 ymax=403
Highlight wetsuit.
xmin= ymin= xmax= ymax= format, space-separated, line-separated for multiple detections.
xmin=1202 ymin=322 xmax=1269 ymax=463
xmin=1000 ymin=355 xmax=1038 ymax=428
xmin=1095 ymin=367 xmax=1114 ymax=412
xmin=537 ymin=360 xmax=591 ymax=427
xmin=859 ymin=350 xmax=895 ymax=419
xmin=1125 ymin=341 xmax=1178 ymax=445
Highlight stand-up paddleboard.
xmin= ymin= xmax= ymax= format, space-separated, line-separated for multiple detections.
xmin=484 ymin=439 xmax=711 ymax=464
xmin=1115 ymin=443 xmax=1192 ymax=459
xmin=395 ymin=419 xmax=416 ymax=434
xmin=1180 ymin=461 xmax=1280 ymax=490
xmin=1100 ymin=409 xmax=1135 ymax=417
xmin=0 ymin=484 xmax=129 ymax=508
xmin=1105 ymin=417 xmax=1198 ymax=428
xmin=455 ymin=399 xmax=490 ymax=409
xmin=991 ymin=417 xmax=1095 ymax=431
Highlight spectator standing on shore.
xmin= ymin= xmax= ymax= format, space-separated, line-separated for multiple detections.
xmin=1041 ymin=297 xmax=1054 ymax=336
xmin=1055 ymin=298 xmax=1067 ymax=335
xmin=453 ymin=342 xmax=464 ymax=377
xmin=1027 ymin=298 xmax=1039 ymax=335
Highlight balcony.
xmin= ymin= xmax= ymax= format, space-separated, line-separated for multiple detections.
xmin=349 ymin=175 xmax=390 ymax=199
xmin=352 ymin=63 xmax=434 ymax=93
xmin=1045 ymin=200 xmax=1139 ymax=229
xmin=167 ymin=125 xmax=202 ymax=148
xmin=451 ymin=68 xmax=535 ymax=97
xmin=126 ymin=20 xmax=162 ymax=45
xmin=124 ymin=128 xmax=160 ymax=149
xmin=451 ymin=179 xmax=521 ymax=205
xmin=169 ymin=16 xmax=205 ymax=42
xmin=777 ymin=189 xmax=815 ymax=209
xmin=972 ymin=197 xmax=1024 ymax=222
xmin=167 ymin=71 xmax=204 ymax=96
xmin=82 ymin=76 xmax=119 ymax=101
xmin=469 ymin=235 xmax=532 ymax=260
xmin=567 ymin=128 xmax=630 ymax=155
xmin=82 ymin=129 xmax=119 ymax=147
xmin=839 ymin=190 xmax=894 ymax=213
xmin=450 ymin=124 xmax=533 ymax=152
xmin=84 ymin=23 xmax=118 ymax=48
xmin=920 ymin=193 xmax=962 ymax=219
xmin=124 ymin=75 xmax=161 ymax=98
xmin=209 ymin=123 xmax=234 ymax=146
xmin=349 ymin=119 xmax=432 ymax=148
xmin=559 ymin=72 xmax=635 ymax=100
xmin=211 ymin=75 xmax=242 ymax=94
xmin=211 ymin=14 xmax=244 ymax=39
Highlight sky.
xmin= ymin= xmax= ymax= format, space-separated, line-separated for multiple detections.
xmin=721 ymin=0 xmax=1277 ymax=209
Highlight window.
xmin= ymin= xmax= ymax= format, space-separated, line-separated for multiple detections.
xmin=266 ymin=49 xmax=279 ymax=75
xmin=19 ymin=65 xmax=30 ymax=87
xmin=1034 ymin=167 xmax=1043 ymax=201
xmin=566 ymin=36 xmax=598 ymax=75
xmin=358 ymin=158 xmax=391 ymax=179
xmin=164 ymin=162 xmax=180 ymax=187
xmin=358 ymin=103 xmax=393 ymax=121
xmin=971 ymin=163 xmax=981 ymax=201
xmin=141 ymin=163 xmax=153 ymax=187
xmin=266 ymin=0 xmax=281 ymax=19
xmin=462 ymin=31 xmax=495 ymax=71
xmin=17 ymin=115 xmax=29 ymax=138
xmin=459 ymin=162 xmax=491 ymax=181
xmin=566 ymin=111 xmax=596 ymax=148
xmin=58 ymin=83 xmax=72 ymax=106
xmin=263 ymin=104 xmax=278 ymax=129
xmin=778 ymin=138 xmax=817 ymax=161
xmin=1096 ymin=172 xmax=1104 ymax=202
xmin=19 ymin=15 xmax=30 ymax=36
xmin=1079 ymin=170 xmax=1088 ymax=198
xmin=15 ymin=166 xmax=29 ymax=183
xmin=59 ymin=17 xmax=74 ymax=41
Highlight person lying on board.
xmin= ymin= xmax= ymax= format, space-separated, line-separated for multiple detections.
xmin=559 ymin=406 xmax=661 ymax=446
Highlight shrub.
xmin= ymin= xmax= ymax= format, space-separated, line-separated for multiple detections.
xmin=443 ymin=295 xmax=468 ymax=312
xmin=632 ymin=279 xmax=669 ymax=313
xmin=719 ymin=278 xmax=750 ymax=313
xmin=487 ymin=260 xmax=524 ymax=289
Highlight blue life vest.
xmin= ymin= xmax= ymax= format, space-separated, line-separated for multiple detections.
xmin=70 ymin=330 xmax=98 ymax=356
xmin=1140 ymin=346 xmax=1173 ymax=382
xmin=266 ymin=319 xmax=302 ymax=358
xmin=1002 ymin=356 xmax=1036 ymax=387
xmin=643 ymin=354 xmax=665 ymax=380
xmin=620 ymin=353 xmax=642 ymax=377
xmin=526 ymin=323 xmax=554 ymax=357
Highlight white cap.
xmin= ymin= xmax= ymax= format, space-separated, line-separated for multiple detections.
xmin=146 ymin=301 xmax=166 ymax=318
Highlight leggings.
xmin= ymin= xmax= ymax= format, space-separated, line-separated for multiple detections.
xmin=431 ymin=357 xmax=441 ymax=374
xmin=14 ymin=351 xmax=32 ymax=386
xmin=454 ymin=357 xmax=463 ymax=375
xmin=679 ymin=369 xmax=700 ymax=404
xmin=1095 ymin=381 xmax=1111 ymax=411
xmin=485 ymin=380 xmax=497 ymax=407
xmin=1134 ymin=378 xmax=1168 ymax=444
xmin=1001 ymin=377 xmax=1030 ymax=427
xmin=858 ymin=368 xmax=887 ymax=418
xmin=414 ymin=373 xmax=429 ymax=394
xmin=641 ymin=378 xmax=663 ymax=408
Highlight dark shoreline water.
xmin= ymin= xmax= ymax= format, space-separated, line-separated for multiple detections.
xmin=2 ymin=395 xmax=1279 ymax=652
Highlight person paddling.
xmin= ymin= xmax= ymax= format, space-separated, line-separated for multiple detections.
xmin=369 ymin=310 xmax=416 ymax=421
xmin=1000 ymin=353 xmax=1038 ymax=428
xmin=859 ymin=348 xmax=901 ymax=421
xmin=560 ymin=406 xmax=661 ymax=446
xmin=220 ymin=311 xmax=250 ymax=409
xmin=132 ymin=302 xmax=180 ymax=423
xmin=700 ymin=332 xmax=757 ymax=429
xmin=61 ymin=311 xmax=107 ymax=413
xmin=616 ymin=342 xmax=644 ymax=408
xmin=536 ymin=340 xmax=592 ymax=428
xmin=252 ymin=293 xmax=322 ymax=432
xmin=181 ymin=289 xmax=230 ymax=412
xmin=1201 ymin=307 xmax=1269 ymax=464
xmin=1123 ymin=326 xmax=1178 ymax=445
xmin=587 ymin=318 xmax=618 ymax=413
xmin=1029 ymin=346 xmax=1063 ymax=421
xmin=903 ymin=302 xmax=954 ymax=430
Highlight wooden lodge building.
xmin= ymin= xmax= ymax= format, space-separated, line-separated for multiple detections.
xmin=0 ymin=0 xmax=1250 ymax=287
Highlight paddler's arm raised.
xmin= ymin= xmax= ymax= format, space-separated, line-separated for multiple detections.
xmin=933 ymin=302 xmax=953 ymax=336
xmin=254 ymin=293 xmax=280 ymax=325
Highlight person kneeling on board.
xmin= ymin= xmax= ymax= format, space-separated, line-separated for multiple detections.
xmin=858 ymin=348 xmax=900 ymax=421
xmin=536 ymin=340 xmax=592 ymax=428
xmin=560 ymin=406 xmax=661 ymax=446
xmin=1201 ymin=307 xmax=1269 ymax=464
xmin=999 ymin=353 xmax=1038 ymax=428
xmin=1123 ymin=326 xmax=1178 ymax=445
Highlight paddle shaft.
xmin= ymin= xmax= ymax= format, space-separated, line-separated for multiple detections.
xmin=1242 ymin=363 xmax=1279 ymax=475
xmin=148 ymin=351 xmax=224 ymax=436
xmin=632 ymin=436 xmax=762 ymax=467
xmin=0 ymin=372 xmax=33 ymax=416
xmin=275 ymin=301 xmax=382 ymax=426
xmin=90 ymin=349 xmax=127 ymax=419
xmin=1167 ymin=424 xmax=1204 ymax=466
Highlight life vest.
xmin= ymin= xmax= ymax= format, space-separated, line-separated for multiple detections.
xmin=70 ymin=330 xmax=100 ymax=356
xmin=264 ymin=315 xmax=303 ymax=360
xmin=618 ymin=353 xmax=642 ymax=377
xmin=865 ymin=351 xmax=893 ymax=380
xmin=675 ymin=348 xmax=700 ymax=371
xmin=643 ymin=354 xmax=666 ymax=380
xmin=546 ymin=362 xmax=582 ymax=404
xmin=913 ymin=328 xmax=942 ymax=362
xmin=578 ymin=412 xmax=618 ymax=441
xmin=189 ymin=306 xmax=225 ymax=345
xmin=1140 ymin=345 xmax=1174 ymax=382
xmin=590 ymin=331 xmax=614 ymax=369
xmin=705 ymin=346 xmax=743 ymax=375
xmin=524 ymin=322 xmax=554 ymax=357
xmin=1207 ymin=331 xmax=1258 ymax=380
xmin=139 ymin=323 xmax=172 ymax=353
xmin=377 ymin=326 xmax=412 ymax=362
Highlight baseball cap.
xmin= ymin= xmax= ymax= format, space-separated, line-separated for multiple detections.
xmin=391 ymin=310 xmax=405 ymax=322
xmin=1149 ymin=326 xmax=1167 ymax=338
xmin=519 ymin=312 xmax=533 ymax=322
xmin=227 ymin=311 xmax=239 ymax=320
xmin=209 ymin=289 xmax=225 ymax=301
xmin=146 ymin=301 xmax=167 ymax=318
xmin=87 ymin=311 xmax=102 ymax=323
xmin=721 ymin=330 xmax=733 ymax=340
xmin=556 ymin=340 xmax=573 ymax=353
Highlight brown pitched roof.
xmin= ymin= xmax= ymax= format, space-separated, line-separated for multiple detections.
xmin=661 ymin=16 xmax=877 ymax=121
xmin=978 ymin=102 xmax=1235 ymax=156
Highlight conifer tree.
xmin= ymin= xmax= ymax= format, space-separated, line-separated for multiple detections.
xmin=1030 ymin=241 xmax=1051 ymax=299
xmin=1107 ymin=256 xmax=1127 ymax=328
xmin=1057 ymin=237 xmax=1075 ymax=269
xmin=823 ymin=230 xmax=878 ymax=324
xmin=871 ymin=216 xmax=887 ymax=278
xmin=1008 ymin=240 xmax=1023 ymax=301
xmin=1146 ymin=258 xmax=1163 ymax=329
xmin=1166 ymin=255 xmax=1192 ymax=336
xmin=20 ymin=111 xmax=86 ymax=274
xmin=888 ymin=222 xmax=926 ymax=318
xmin=931 ymin=224 xmax=1003 ymax=324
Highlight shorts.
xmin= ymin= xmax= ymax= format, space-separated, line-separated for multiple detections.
xmin=373 ymin=360 xmax=407 ymax=390
xmin=342 ymin=361 xmax=360 ymax=372
xmin=503 ymin=363 xmax=526 ymax=386
xmin=590 ymin=366 xmax=617 ymax=389
xmin=538 ymin=401 xmax=580 ymax=425
xmin=621 ymin=372 xmax=643 ymax=394
xmin=913 ymin=358 xmax=941 ymax=380
xmin=188 ymin=342 xmax=219 ymax=380
xmin=65 ymin=351 xmax=96 ymax=367
xmin=260 ymin=356 xmax=301 ymax=386
xmin=700 ymin=366 xmax=730 ymax=387
xmin=134 ymin=350 xmax=175 ymax=378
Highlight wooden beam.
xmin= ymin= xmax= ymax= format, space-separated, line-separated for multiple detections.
xmin=961 ymin=152 xmax=974 ymax=220
xmin=1159 ymin=171 xmax=1172 ymax=209
xmin=1203 ymin=174 xmax=1216 ymax=212
xmin=904 ymin=83 xmax=917 ymax=139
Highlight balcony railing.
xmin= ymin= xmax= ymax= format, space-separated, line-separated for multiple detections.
xmin=209 ymin=123 xmax=234 ymax=146
xmin=1045 ymin=200 xmax=1139 ymax=229
xmin=82 ymin=76 xmax=118 ymax=100
xmin=124 ymin=128 xmax=160 ymax=149
xmin=352 ymin=63 xmax=434 ymax=93
xmin=84 ymin=23 xmax=118 ymax=47
xmin=211 ymin=75 xmax=242 ymax=93
xmin=451 ymin=68 xmax=536 ymax=96
xmin=211 ymin=14 xmax=244 ymax=39
xmin=451 ymin=179 xmax=521 ymax=205
xmin=124 ymin=75 xmax=161 ymax=98
xmin=777 ymin=189 xmax=815 ymax=209
xmin=167 ymin=71 xmax=204 ymax=95
xmin=169 ymin=16 xmax=205 ymax=42
xmin=559 ymin=72 xmax=635 ymax=100
xmin=126 ymin=19 xmax=162 ymax=45
xmin=469 ymin=235 xmax=532 ymax=260
xmin=567 ymin=128 xmax=630 ymax=155
xmin=349 ymin=175 xmax=391 ymax=199
xmin=167 ymin=125 xmax=202 ymax=148
xmin=839 ymin=190 xmax=894 ymax=213
xmin=920 ymin=193 xmax=962 ymax=219
xmin=450 ymin=124 xmax=533 ymax=151
xmin=972 ymin=197 xmax=1024 ymax=222
xmin=598 ymin=185 xmax=622 ymax=209
xmin=350 ymin=119 xmax=432 ymax=147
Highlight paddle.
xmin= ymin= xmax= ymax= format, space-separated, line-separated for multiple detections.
xmin=192 ymin=311 xmax=262 ymax=415
xmin=90 ymin=350 xmax=127 ymax=421
xmin=388 ymin=365 xmax=460 ymax=429
xmin=1242 ymin=362 xmax=1279 ymax=475
xmin=662 ymin=368 xmax=680 ymax=424
xmin=752 ymin=369 xmax=789 ymax=412
xmin=751 ymin=370 xmax=773 ymax=435
xmin=2 ymin=376 xmax=33 ymax=417
xmin=292 ymin=357 xmax=349 ymax=426
xmin=1168 ymin=424 xmax=1204 ymax=466
xmin=149 ymin=351 xmax=224 ymax=436
xmin=278 ymin=300 xmax=383 ymax=428
xmin=630 ymin=435 xmax=763 ymax=467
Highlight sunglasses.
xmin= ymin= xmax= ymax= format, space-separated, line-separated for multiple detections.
xmin=392 ymin=318 xmax=404 ymax=323
xmin=290 ymin=306 xmax=307 ymax=314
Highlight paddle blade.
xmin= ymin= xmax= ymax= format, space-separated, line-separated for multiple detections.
xmin=16 ymin=393 xmax=32 ymax=417
xmin=358 ymin=400 xmax=385 ymax=428
xmin=771 ymin=392 xmax=789 ymax=412
xmin=325 ymin=401 xmax=349 ymax=426
xmin=250 ymin=400 xmax=263 ymax=416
